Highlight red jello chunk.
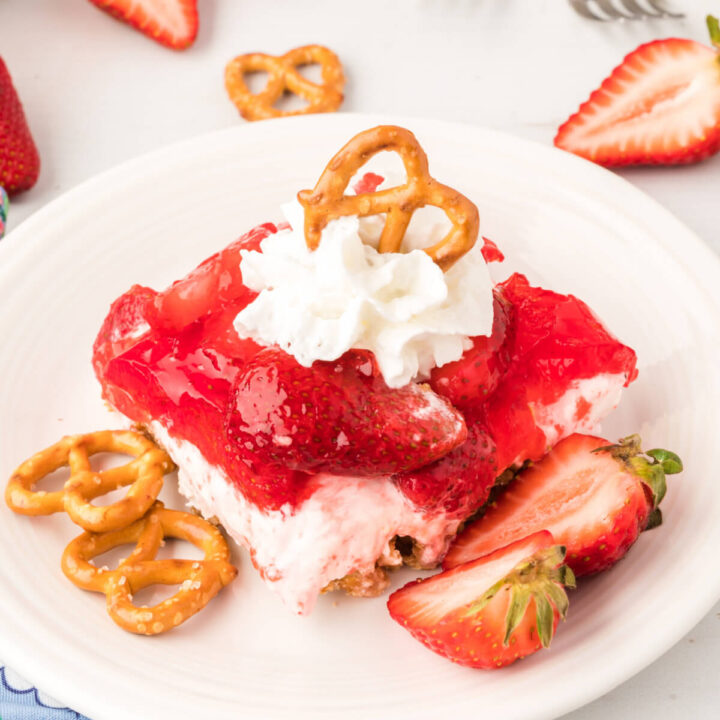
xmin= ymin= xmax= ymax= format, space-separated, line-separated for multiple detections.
xmin=153 ymin=222 xmax=276 ymax=333
xmin=93 ymin=218 xmax=637 ymax=516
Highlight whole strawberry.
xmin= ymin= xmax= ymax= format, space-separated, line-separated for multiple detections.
xmin=0 ymin=58 xmax=40 ymax=195
xmin=555 ymin=15 xmax=720 ymax=166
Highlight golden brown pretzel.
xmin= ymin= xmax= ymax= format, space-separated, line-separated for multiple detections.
xmin=5 ymin=430 xmax=174 ymax=532
xmin=62 ymin=503 xmax=237 ymax=635
xmin=225 ymin=44 xmax=344 ymax=121
xmin=297 ymin=125 xmax=480 ymax=271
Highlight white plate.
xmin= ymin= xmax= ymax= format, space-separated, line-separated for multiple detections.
xmin=1 ymin=114 xmax=719 ymax=720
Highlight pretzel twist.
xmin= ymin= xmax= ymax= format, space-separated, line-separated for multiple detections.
xmin=5 ymin=430 xmax=174 ymax=532
xmin=297 ymin=125 xmax=480 ymax=271
xmin=62 ymin=503 xmax=237 ymax=635
xmin=225 ymin=45 xmax=344 ymax=121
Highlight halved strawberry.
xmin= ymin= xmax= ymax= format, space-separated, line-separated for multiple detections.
xmin=444 ymin=434 xmax=682 ymax=576
xmin=388 ymin=531 xmax=574 ymax=669
xmin=88 ymin=0 xmax=199 ymax=50
xmin=555 ymin=17 xmax=720 ymax=167
xmin=0 ymin=57 xmax=40 ymax=195
xmin=227 ymin=347 xmax=467 ymax=477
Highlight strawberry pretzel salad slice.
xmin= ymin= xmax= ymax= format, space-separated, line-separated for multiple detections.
xmin=92 ymin=126 xmax=637 ymax=614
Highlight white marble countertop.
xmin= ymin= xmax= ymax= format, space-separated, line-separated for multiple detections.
xmin=1 ymin=0 xmax=719 ymax=717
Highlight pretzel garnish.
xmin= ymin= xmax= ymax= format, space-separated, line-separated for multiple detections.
xmin=297 ymin=125 xmax=480 ymax=271
xmin=225 ymin=44 xmax=344 ymax=121
xmin=62 ymin=502 xmax=237 ymax=635
xmin=5 ymin=430 xmax=174 ymax=532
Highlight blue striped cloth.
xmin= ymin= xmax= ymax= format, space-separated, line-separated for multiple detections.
xmin=0 ymin=186 xmax=8 ymax=239
xmin=0 ymin=665 xmax=88 ymax=720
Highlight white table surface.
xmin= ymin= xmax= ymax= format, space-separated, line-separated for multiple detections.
xmin=1 ymin=1 xmax=719 ymax=718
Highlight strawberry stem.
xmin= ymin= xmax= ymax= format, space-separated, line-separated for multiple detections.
xmin=463 ymin=545 xmax=575 ymax=649
xmin=707 ymin=16 xmax=720 ymax=50
xmin=593 ymin=435 xmax=682 ymax=509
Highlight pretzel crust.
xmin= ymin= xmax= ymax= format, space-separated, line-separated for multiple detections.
xmin=5 ymin=430 xmax=174 ymax=532
xmin=297 ymin=125 xmax=479 ymax=271
xmin=63 ymin=503 xmax=237 ymax=635
xmin=225 ymin=44 xmax=344 ymax=121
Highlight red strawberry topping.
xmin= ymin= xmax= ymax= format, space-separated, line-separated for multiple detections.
xmin=153 ymin=222 xmax=275 ymax=333
xmin=88 ymin=0 xmax=199 ymax=50
xmin=485 ymin=273 xmax=638 ymax=469
xmin=93 ymin=228 xmax=639 ymax=515
xmin=443 ymin=434 xmax=682 ymax=576
xmin=429 ymin=292 xmax=513 ymax=411
xmin=388 ymin=531 xmax=574 ymax=669
xmin=393 ymin=413 xmax=498 ymax=516
xmin=555 ymin=18 xmax=720 ymax=167
xmin=0 ymin=58 xmax=40 ymax=195
xmin=227 ymin=347 xmax=467 ymax=477
xmin=480 ymin=236 xmax=505 ymax=263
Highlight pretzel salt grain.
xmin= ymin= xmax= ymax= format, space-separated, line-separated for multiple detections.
xmin=5 ymin=430 xmax=174 ymax=532
xmin=297 ymin=125 xmax=480 ymax=271
xmin=62 ymin=503 xmax=237 ymax=635
xmin=225 ymin=44 xmax=344 ymax=121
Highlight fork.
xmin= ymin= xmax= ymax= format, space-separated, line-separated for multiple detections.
xmin=569 ymin=0 xmax=684 ymax=20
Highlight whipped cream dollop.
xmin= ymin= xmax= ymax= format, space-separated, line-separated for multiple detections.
xmin=233 ymin=200 xmax=494 ymax=388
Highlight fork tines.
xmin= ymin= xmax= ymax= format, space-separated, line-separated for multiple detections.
xmin=569 ymin=0 xmax=684 ymax=20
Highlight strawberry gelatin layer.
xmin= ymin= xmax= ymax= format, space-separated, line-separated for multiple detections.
xmin=93 ymin=222 xmax=637 ymax=613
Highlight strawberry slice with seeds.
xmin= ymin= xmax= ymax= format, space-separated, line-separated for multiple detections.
xmin=227 ymin=347 xmax=467 ymax=477
xmin=88 ymin=0 xmax=199 ymax=50
xmin=444 ymin=434 xmax=682 ymax=576
xmin=393 ymin=413 xmax=499 ymax=517
xmin=0 ymin=58 xmax=40 ymax=195
xmin=555 ymin=17 xmax=720 ymax=167
xmin=387 ymin=531 xmax=574 ymax=669
xmin=429 ymin=292 xmax=513 ymax=411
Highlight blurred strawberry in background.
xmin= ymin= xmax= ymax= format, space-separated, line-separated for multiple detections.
xmin=0 ymin=57 xmax=40 ymax=196
xmin=88 ymin=0 xmax=199 ymax=50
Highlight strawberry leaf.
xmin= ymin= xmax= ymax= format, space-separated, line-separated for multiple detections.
xmin=645 ymin=507 xmax=663 ymax=531
xmin=503 ymin=586 xmax=532 ymax=645
xmin=707 ymin=15 xmax=720 ymax=49
xmin=534 ymin=592 xmax=554 ymax=649
xmin=646 ymin=448 xmax=683 ymax=475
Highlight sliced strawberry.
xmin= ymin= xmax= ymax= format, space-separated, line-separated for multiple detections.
xmin=388 ymin=531 xmax=574 ymax=669
xmin=88 ymin=0 xmax=198 ymax=50
xmin=429 ymin=292 xmax=513 ymax=411
xmin=444 ymin=434 xmax=682 ymax=576
xmin=153 ymin=222 xmax=276 ymax=332
xmin=226 ymin=347 xmax=467 ymax=477
xmin=555 ymin=19 xmax=720 ymax=167
xmin=0 ymin=57 xmax=40 ymax=195
xmin=393 ymin=412 xmax=499 ymax=517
